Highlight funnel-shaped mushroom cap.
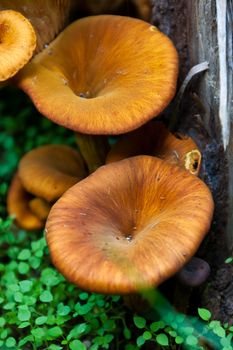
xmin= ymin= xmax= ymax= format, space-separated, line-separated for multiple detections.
xmin=0 ymin=1 xmax=71 ymax=53
xmin=46 ymin=156 xmax=214 ymax=294
xmin=106 ymin=122 xmax=201 ymax=176
xmin=16 ymin=15 xmax=178 ymax=135
xmin=0 ymin=10 xmax=36 ymax=82
xmin=7 ymin=174 xmax=43 ymax=230
xmin=18 ymin=145 xmax=87 ymax=202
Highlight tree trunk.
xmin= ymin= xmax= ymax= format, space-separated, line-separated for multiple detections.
xmin=151 ymin=0 xmax=233 ymax=322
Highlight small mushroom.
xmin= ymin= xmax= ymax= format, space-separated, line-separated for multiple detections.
xmin=46 ymin=156 xmax=214 ymax=294
xmin=176 ymin=257 xmax=211 ymax=287
xmin=7 ymin=144 xmax=87 ymax=230
xmin=7 ymin=174 xmax=43 ymax=231
xmin=15 ymin=15 xmax=178 ymax=135
xmin=0 ymin=10 xmax=36 ymax=82
xmin=18 ymin=144 xmax=87 ymax=202
xmin=106 ymin=121 xmax=202 ymax=176
xmin=29 ymin=198 xmax=51 ymax=221
xmin=174 ymin=257 xmax=211 ymax=313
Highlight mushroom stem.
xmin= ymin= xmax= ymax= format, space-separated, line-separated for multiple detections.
xmin=173 ymin=282 xmax=192 ymax=313
xmin=75 ymin=133 xmax=110 ymax=173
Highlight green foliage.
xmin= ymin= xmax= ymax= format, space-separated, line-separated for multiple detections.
xmin=198 ymin=308 xmax=212 ymax=321
xmin=224 ymin=257 xmax=233 ymax=264
xmin=0 ymin=222 xmax=132 ymax=349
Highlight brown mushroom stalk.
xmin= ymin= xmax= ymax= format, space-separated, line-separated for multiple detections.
xmin=15 ymin=15 xmax=178 ymax=135
xmin=0 ymin=0 xmax=72 ymax=54
xmin=46 ymin=156 xmax=214 ymax=295
xmin=75 ymin=133 xmax=110 ymax=173
xmin=106 ymin=121 xmax=202 ymax=176
xmin=0 ymin=10 xmax=36 ymax=82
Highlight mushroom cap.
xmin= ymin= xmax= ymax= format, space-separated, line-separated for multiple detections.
xmin=18 ymin=144 xmax=87 ymax=202
xmin=7 ymin=173 xmax=43 ymax=230
xmin=0 ymin=10 xmax=36 ymax=81
xmin=176 ymin=257 xmax=211 ymax=287
xmin=29 ymin=197 xmax=51 ymax=221
xmin=46 ymin=156 xmax=214 ymax=294
xmin=16 ymin=15 xmax=178 ymax=135
xmin=0 ymin=1 xmax=71 ymax=53
xmin=106 ymin=121 xmax=202 ymax=176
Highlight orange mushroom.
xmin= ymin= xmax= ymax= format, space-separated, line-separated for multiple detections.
xmin=106 ymin=121 xmax=202 ymax=176
xmin=29 ymin=198 xmax=51 ymax=221
xmin=0 ymin=10 xmax=36 ymax=82
xmin=46 ymin=156 xmax=214 ymax=294
xmin=18 ymin=144 xmax=87 ymax=202
xmin=7 ymin=144 xmax=87 ymax=230
xmin=7 ymin=174 xmax=44 ymax=231
xmin=16 ymin=15 xmax=178 ymax=135
xmin=0 ymin=0 xmax=72 ymax=54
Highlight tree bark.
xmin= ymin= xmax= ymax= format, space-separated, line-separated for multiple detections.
xmin=151 ymin=0 xmax=233 ymax=322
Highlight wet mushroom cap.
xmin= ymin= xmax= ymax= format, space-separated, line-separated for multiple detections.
xmin=16 ymin=15 xmax=178 ymax=134
xmin=106 ymin=121 xmax=202 ymax=175
xmin=46 ymin=156 xmax=214 ymax=294
xmin=7 ymin=173 xmax=43 ymax=230
xmin=0 ymin=10 xmax=36 ymax=81
xmin=18 ymin=144 xmax=87 ymax=202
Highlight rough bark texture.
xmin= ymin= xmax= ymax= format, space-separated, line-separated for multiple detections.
xmin=151 ymin=0 xmax=232 ymax=322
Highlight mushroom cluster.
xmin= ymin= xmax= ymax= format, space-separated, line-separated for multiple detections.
xmin=4 ymin=8 xmax=214 ymax=300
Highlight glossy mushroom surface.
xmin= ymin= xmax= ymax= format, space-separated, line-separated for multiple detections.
xmin=16 ymin=15 xmax=178 ymax=134
xmin=106 ymin=121 xmax=201 ymax=176
xmin=18 ymin=144 xmax=87 ymax=202
xmin=0 ymin=10 xmax=36 ymax=81
xmin=0 ymin=0 xmax=71 ymax=53
xmin=46 ymin=156 xmax=214 ymax=294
